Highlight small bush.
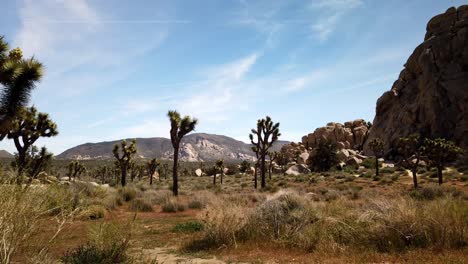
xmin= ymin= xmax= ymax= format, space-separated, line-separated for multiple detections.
xmin=130 ymin=198 xmax=153 ymax=212
xmin=61 ymin=243 xmax=129 ymax=264
xmin=409 ymin=186 xmax=464 ymax=200
xmin=119 ymin=186 xmax=137 ymax=202
xmin=161 ymin=198 xmax=186 ymax=213
xmin=188 ymin=200 xmax=204 ymax=209
xmin=172 ymin=221 xmax=204 ymax=233
xmin=78 ymin=205 xmax=106 ymax=220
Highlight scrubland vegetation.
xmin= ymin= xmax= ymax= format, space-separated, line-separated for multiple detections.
xmin=0 ymin=159 xmax=465 ymax=263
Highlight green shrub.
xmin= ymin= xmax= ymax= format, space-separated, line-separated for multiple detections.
xmin=61 ymin=243 xmax=128 ymax=264
xmin=309 ymin=140 xmax=338 ymax=172
xmin=362 ymin=158 xmax=382 ymax=169
xmin=119 ymin=187 xmax=137 ymax=202
xmin=78 ymin=205 xmax=106 ymax=220
xmin=172 ymin=221 xmax=204 ymax=233
xmin=409 ymin=186 xmax=464 ymax=200
xmin=188 ymin=199 xmax=204 ymax=209
xmin=130 ymin=198 xmax=153 ymax=212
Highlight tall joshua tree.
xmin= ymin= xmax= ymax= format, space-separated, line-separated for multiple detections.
xmin=250 ymin=116 xmax=281 ymax=189
xmin=67 ymin=161 xmax=86 ymax=181
xmin=0 ymin=37 xmax=43 ymax=138
xmin=6 ymin=106 xmax=57 ymax=177
xmin=215 ymin=159 xmax=225 ymax=185
xmin=167 ymin=110 xmax=197 ymax=196
xmin=147 ymin=158 xmax=160 ymax=185
xmin=113 ymin=139 xmax=137 ymax=187
xmin=368 ymin=138 xmax=384 ymax=177
xmin=397 ymin=134 xmax=424 ymax=189
xmin=422 ymin=138 xmax=462 ymax=185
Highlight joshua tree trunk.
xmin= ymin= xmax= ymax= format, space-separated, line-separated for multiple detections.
xmin=254 ymin=163 xmax=258 ymax=189
xmin=121 ymin=168 xmax=127 ymax=187
xmin=172 ymin=143 xmax=180 ymax=196
xmin=261 ymin=156 xmax=266 ymax=189
xmin=411 ymin=168 xmax=418 ymax=189
xmin=375 ymin=157 xmax=379 ymax=176
xmin=213 ymin=172 xmax=216 ymax=185
xmin=150 ymin=171 xmax=153 ymax=185
xmin=437 ymin=166 xmax=443 ymax=185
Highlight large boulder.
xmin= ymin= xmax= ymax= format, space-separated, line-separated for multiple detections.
xmin=365 ymin=6 xmax=468 ymax=154
xmin=285 ymin=164 xmax=311 ymax=176
xmin=195 ymin=168 xmax=202 ymax=177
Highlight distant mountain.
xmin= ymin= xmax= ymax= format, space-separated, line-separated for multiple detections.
xmin=57 ymin=133 xmax=289 ymax=162
xmin=0 ymin=150 xmax=14 ymax=159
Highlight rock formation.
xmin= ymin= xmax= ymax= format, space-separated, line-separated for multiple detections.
xmin=302 ymin=120 xmax=371 ymax=151
xmin=365 ymin=6 xmax=468 ymax=154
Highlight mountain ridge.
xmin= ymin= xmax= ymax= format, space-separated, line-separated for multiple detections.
xmin=57 ymin=133 xmax=289 ymax=162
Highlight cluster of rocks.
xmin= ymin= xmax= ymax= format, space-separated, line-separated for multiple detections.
xmin=302 ymin=119 xmax=370 ymax=150
xmin=365 ymin=6 xmax=468 ymax=154
xmin=280 ymin=120 xmax=373 ymax=175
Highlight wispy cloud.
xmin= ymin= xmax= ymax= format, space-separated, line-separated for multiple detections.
xmin=14 ymin=0 xmax=168 ymax=97
xmin=309 ymin=0 xmax=363 ymax=41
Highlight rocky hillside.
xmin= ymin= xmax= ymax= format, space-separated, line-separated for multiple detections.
xmin=365 ymin=6 xmax=468 ymax=154
xmin=57 ymin=133 xmax=289 ymax=162
xmin=0 ymin=150 xmax=13 ymax=159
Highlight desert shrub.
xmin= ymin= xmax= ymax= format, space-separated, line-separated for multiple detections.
xmin=184 ymin=202 xmax=251 ymax=251
xmin=100 ymin=189 xmax=123 ymax=210
xmin=145 ymin=189 xmax=172 ymax=205
xmin=225 ymin=164 xmax=239 ymax=175
xmin=409 ymin=186 xmax=464 ymax=200
xmin=62 ymin=222 xmax=131 ymax=264
xmin=130 ymin=198 xmax=153 ymax=212
xmin=119 ymin=186 xmax=137 ymax=202
xmin=172 ymin=221 xmax=204 ymax=233
xmin=187 ymin=189 xmax=468 ymax=253
xmin=70 ymin=182 xmax=107 ymax=199
xmin=161 ymin=198 xmax=186 ymax=213
xmin=0 ymin=185 xmax=78 ymax=262
xmin=309 ymin=141 xmax=338 ymax=172
xmin=78 ymin=205 xmax=106 ymax=220
xmin=362 ymin=158 xmax=382 ymax=169
xmin=380 ymin=167 xmax=396 ymax=174
xmin=188 ymin=199 xmax=204 ymax=209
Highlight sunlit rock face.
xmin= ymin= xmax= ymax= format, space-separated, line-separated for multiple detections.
xmin=365 ymin=6 xmax=468 ymax=154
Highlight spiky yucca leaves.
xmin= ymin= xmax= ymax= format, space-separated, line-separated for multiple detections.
xmin=422 ymin=138 xmax=463 ymax=185
xmin=397 ymin=134 xmax=424 ymax=189
xmin=113 ymin=139 xmax=137 ymax=187
xmin=167 ymin=110 xmax=198 ymax=196
xmin=0 ymin=37 xmax=43 ymax=138
xmin=249 ymin=116 xmax=281 ymax=189
xmin=147 ymin=158 xmax=160 ymax=185
xmin=368 ymin=138 xmax=385 ymax=177
xmin=67 ymin=161 xmax=86 ymax=181
xmin=6 ymin=106 xmax=57 ymax=178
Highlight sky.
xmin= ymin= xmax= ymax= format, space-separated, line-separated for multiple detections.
xmin=0 ymin=0 xmax=466 ymax=155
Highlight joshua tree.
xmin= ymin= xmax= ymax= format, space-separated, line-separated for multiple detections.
xmin=113 ymin=139 xmax=137 ymax=186
xmin=6 ymin=106 xmax=58 ymax=177
xmin=167 ymin=110 xmax=197 ymax=196
xmin=95 ymin=165 xmax=112 ymax=183
xmin=147 ymin=158 xmax=160 ymax=185
xmin=67 ymin=161 xmax=86 ymax=181
xmin=239 ymin=160 xmax=250 ymax=174
xmin=274 ymin=151 xmax=288 ymax=175
xmin=215 ymin=159 xmax=225 ymax=185
xmin=13 ymin=145 xmax=53 ymax=180
xmin=129 ymin=162 xmax=144 ymax=182
xmin=310 ymin=140 xmax=338 ymax=172
xmin=422 ymin=138 xmax=462 ymax=185
xmin=159 ymin=163 xmax=169 ymax=181
xmin=397 ymin=134 xmax=424 ymax=189
xmin=0 ymin=37 xmax=43 ymax=138
xmin=250 ymin=116 xmax=281 ymax=189
xmin=368 ymin=138 xmax=385 ymax=177
xmin=267 ymin=151 xmax=277 ymax=180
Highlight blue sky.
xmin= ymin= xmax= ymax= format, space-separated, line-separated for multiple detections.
xmin=0 ymin=0 xmax=466 ymax=154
